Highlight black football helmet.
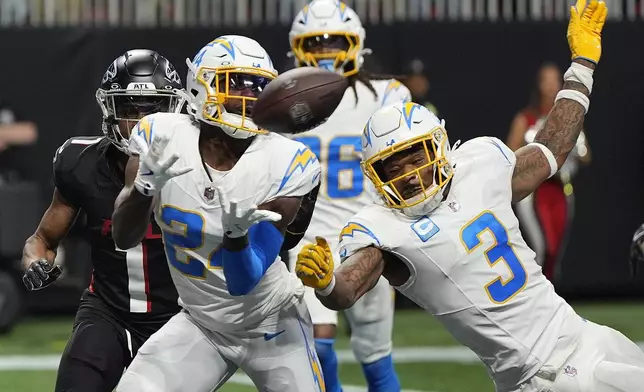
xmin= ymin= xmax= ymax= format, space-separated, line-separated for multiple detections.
xmin=630 ymin=223 xmax=644 ymax=276
xmin=96 ymin=49 xmax=185 ymax=153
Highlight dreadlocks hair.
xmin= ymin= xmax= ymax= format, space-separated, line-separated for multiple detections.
xmin=347 ymin=70 xmax=406 ymax=104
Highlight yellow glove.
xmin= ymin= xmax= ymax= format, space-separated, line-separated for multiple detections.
xmin=296 ymin=237 xmax=334 ymax=291
xmin=567 ymin=0 xmax=608 ymax=64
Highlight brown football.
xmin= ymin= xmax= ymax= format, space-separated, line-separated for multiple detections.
xmin=252 ymin=67 xmax=349 ymax=134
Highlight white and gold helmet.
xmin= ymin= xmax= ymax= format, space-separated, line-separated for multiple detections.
xmin=362 ymin=102 xmax=455 ymax=217
xmin=289 ymin=0 xmax=368 ymax=77
xmin=185 ymin=35 xmax=277 ymax=139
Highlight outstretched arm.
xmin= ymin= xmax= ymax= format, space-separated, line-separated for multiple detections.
xmin=219 ymin=193 xmax=303 ymax=296
xmin=317 ymin=246 xmax=385 ymax=310
xmin=511 ymin=0 xmax=606 ymax=202
xmin=295 ymin=237 xmax=385 ymax=310
xmin=112 ymin=155 xmax=156 ymax=249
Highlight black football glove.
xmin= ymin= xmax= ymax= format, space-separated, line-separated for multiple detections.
xmin=22 ymin=260 xmax=62 ymax=291
xmin=630 ymin=223 xmax=644 ymax=277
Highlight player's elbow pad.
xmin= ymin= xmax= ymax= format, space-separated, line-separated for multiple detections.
xmin=222 ymin=222 xmax=284 ymax=296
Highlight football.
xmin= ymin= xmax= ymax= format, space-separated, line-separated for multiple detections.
xmin=252 ymin=67 xmax=349 ymax=134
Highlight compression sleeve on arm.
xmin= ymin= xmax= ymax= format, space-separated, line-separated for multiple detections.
xmin=221 ymin=221 xmax=285 ymax=296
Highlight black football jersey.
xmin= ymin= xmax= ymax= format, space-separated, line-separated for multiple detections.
xmin=53 ymin=136 xmax=179 ymax=319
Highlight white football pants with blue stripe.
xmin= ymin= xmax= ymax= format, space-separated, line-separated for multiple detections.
xmin=518 ymin=318 xmax=644 ymax=392
xmin=116 ymin=299 xmax=325 ymax=392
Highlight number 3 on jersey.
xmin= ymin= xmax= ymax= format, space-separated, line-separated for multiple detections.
xmin=461 ymin=211 xmax=527 ymax=304
xmin=296 ymin=136 xmax=363 ymax=199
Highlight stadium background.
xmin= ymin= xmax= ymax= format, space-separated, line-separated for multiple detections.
xmin=0 ymin=0 xmax=643 ymax=391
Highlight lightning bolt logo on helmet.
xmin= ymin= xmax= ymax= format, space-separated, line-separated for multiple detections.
xmin=402 ymin=102 xmax=423 ymax=129
xmin=279 ymin=148 xmax=318 ymax=191
xmin=213 ymin=38 xmax=236 ymax=59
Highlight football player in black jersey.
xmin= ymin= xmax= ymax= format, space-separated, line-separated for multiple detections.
xmin=21 ymin=49 xmax=185 ymax=392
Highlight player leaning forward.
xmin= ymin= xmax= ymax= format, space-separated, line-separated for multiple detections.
xmin=112 ymin=35 xmax=326 ymax=392
xmin=297 ymin=1 xmax=644 ymax=391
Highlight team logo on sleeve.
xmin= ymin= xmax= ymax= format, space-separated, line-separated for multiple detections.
xmin=135 ymin=116 xmax=155 ymax=145
xmin=278 ymin=148 xmax=318 ymax=191
xmin=339 ymin=222 xmax=381 ymax=245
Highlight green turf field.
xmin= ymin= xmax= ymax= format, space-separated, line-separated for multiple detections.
xmin=0 ymin=302 xmax=643 ymax=391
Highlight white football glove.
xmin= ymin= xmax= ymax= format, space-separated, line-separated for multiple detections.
xmin=216 ymin=186 xmax=282 ymax=238
xmin=130 ymin=133 xmax=193 ymax=197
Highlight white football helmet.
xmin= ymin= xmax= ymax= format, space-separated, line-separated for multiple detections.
xmin=361 ymin=102 xmax=455 ymax=217
xmin=289 ymin=0 xmax=368 ymax=77
xmin=185 ymin=35 xmax=277 ymax=139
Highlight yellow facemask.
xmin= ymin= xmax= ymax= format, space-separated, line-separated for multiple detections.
xmin=362 ymin=128 xmax=453 ymax=210
xmin=291 ymin=32 xmax=361 ymax=77
xmin=193 ymin=65 xmax=276 ymax=134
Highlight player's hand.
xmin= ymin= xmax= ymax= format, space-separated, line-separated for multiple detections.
xmin=567 ymin=0 xmax=607 ymax=64
xmin=130 ymin=133 xmax=193 ymax=197
xmin=22 ymin=260 xmax=62 ymax=291
xmin=296 ymin=237 xmax=334 ymax=290
xmin=630 ymin=223 xmax=644 ymax=276
xmin=216 ymin=187 xmax=282 ymax=238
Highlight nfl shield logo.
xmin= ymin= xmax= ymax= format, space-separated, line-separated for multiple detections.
xmin=204 ymin=187 xmax=215 ymax=201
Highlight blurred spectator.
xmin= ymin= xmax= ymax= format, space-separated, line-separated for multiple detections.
xmin=507 ymin=62 xmax=591 ymax=283
xmin=0 ymin=0 xmax=28 ymax=26
xmin=402 ymin=58 xmax=438 ymax=116
xmin=0 ymin=101 xmax=38 ymax=181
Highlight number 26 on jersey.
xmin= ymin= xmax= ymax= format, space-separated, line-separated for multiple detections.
xmin=295 ymin=136 xmax=363 ymax=199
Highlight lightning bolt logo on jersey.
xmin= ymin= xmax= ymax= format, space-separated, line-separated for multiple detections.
xmin=280 ymin=148 xmax=319 ymax=192
xmin=339 ymin=222 xmax=380 ymax=246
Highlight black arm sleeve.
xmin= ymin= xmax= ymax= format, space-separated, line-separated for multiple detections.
xmin=281 ymin=184 xmax=320 ymax=252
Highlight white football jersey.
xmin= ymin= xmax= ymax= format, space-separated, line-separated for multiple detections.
xmin=133 ymin=113 xmax=321 ymax=332
xmin=338 ymin=137 xmax=582 ymax=390
xmin=291 ymin=79 xmax=411 ymax=257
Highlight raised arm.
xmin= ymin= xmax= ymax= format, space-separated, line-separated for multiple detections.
xmin=112 ymin=155 xmax=156 ymax=249
xmin=511 ymin=0 xmax=606 ymax=203
xmin=112 ymin=128 xmax=192 ymax=249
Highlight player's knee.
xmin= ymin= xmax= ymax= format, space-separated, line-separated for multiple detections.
xmin=314 ymin=324 xmax=336 ymax=339
xmin=361 ymin=354 xmax=400 ymax=392
xmin=351 ymin=333 xmax=392 ymax=364
xmin=314 ymin=338 xmax=342 ymax=392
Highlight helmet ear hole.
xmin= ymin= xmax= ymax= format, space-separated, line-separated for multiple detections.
xmin=190 ymin=89 xmax=199 ymax=97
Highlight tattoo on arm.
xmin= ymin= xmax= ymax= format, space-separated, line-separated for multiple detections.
xmin=318 ymin=246 xmax=385 ymax=310
xmin=511 ymin=59 xmax=595 ymax=202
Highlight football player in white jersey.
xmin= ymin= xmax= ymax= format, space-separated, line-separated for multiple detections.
xmin=297 ymin=2 xmax=644 ymax=391
xmin=287 ymin=1 xmax=409 ymax=390
xmin=111 ymin=35 xmax=325 ymax=392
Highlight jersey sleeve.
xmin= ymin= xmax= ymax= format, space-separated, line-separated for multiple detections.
xmin=458 ymin=136 xmax=517 ymax=189
xmin=380 ymin=79 xmax=412 ymax=107
xmin=128 ymin=113 xmax=178 ymax=155
xmin=337 ymin=212 xmax=383 ymax=262
xmin=52 ymin=137 xmax=101 ymax=207
xmin=271 ymin=139 xmax=322 ymax=198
